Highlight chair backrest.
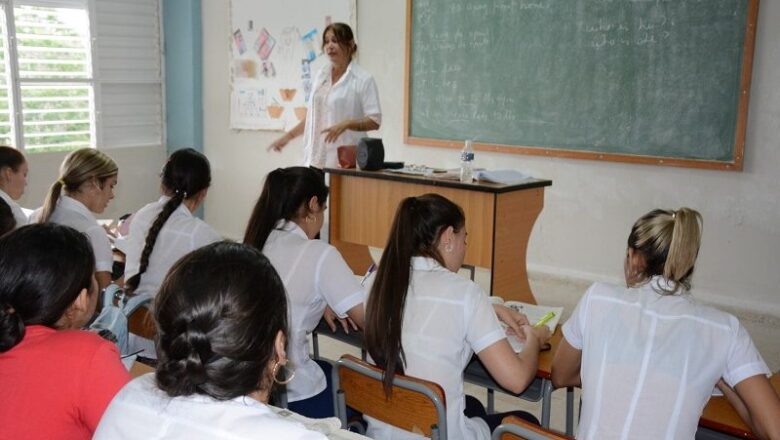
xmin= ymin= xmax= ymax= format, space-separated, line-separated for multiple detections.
xmin=129 ymin=360 xmax=155 ymax=378
xmin=493 ymin=416 xmax=573 ymax=440
xmin=128 ymin=304 xmax=156 ymax=340
xmin=334 ymin=354 xmax=447 ymax=439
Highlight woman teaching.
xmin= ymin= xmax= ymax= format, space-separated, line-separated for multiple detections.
xmin=268 ymin=22 xmax=381 ymax=168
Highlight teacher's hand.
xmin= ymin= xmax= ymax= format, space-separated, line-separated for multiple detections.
xmin=268 ymin=133 xmax=292 ymax=152
xmin=322 ymin=120 xmax=350 ymax=143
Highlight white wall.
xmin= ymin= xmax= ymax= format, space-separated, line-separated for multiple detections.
xmin=18 ymin=146 xmax=166 ymax=220
xmin=202 ymin=1 xmax=780 ymax=316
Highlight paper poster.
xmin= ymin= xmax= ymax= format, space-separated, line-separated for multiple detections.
xmin=229 ymin=0 xmax=355 ymax=130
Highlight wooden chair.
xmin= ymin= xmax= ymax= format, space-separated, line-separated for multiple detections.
xmin=493 ymin=415 xmax=573 ymax=440
xmin=334 ymin=354 xmax=447 ymax=439
xmin=129 ymin=360 xmax=155 ymax=378
xmin=128 ymin=303 xmax=156 ymax=340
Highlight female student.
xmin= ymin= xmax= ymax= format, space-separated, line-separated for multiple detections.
xmin=268 ymin=22 xmax=381 ymax=168
xmin=0 ymin=224 xmax=130 ymax=440
xmin=552 ymin=208 xmax=780 ymax=440
xmin=363 ymin=194 xmax=551 ymax=440
xmin=244 ymin=166 xmax=365 ymax=418
xmin=0 ymin=146 xmax=29 ymax=228
xmin=94 ymin=242 xmax=328 ymax=439
xmin=39 ymin=148 xmax=118 ymax=289
xmin=123 ymin=148 xmax=220 ymax=298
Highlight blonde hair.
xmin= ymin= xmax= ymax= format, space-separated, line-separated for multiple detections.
xmin=627 ymin=208 xmax=703 ymax=294
xmin=39 ymin=148 xmax=118 ymax=223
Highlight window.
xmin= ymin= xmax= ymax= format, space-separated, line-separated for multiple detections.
xmin=0 ymin=0 xmax=162 ymax=152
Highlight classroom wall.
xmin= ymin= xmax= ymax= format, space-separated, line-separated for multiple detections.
xmin=18 ymin=146 xmax=167 ymax=220
xmin=201 ymin=1 xmax=780 ymax=316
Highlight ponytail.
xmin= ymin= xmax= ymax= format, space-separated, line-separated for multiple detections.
xmin=244 ymin=167 xmax=328 ymax=251
xmin=38 ymin=181 xmax=64 ymax=224
xmin=628 ymin=207 xmax=703 ymax=294
xmin=364 ymin=194 xmax=464 ymax=396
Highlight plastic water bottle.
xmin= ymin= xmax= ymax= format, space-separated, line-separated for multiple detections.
xmin=459 ymin=139 xmax=474 ymax=183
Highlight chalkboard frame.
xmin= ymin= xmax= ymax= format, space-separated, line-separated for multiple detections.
xmin=403 ymin=0 xmax=759 ymax=171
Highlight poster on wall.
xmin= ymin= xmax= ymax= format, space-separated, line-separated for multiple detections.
xmin=229 ymin=0 xmax=355 ymax=131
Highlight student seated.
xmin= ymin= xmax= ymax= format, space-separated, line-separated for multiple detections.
xmin=363 ymin=194 xmax=551 ymax=440
xmin=552 ymin=208 xmax=780 ymax=440
xmin=244 ymin=166 xmax=365 ymax=418
xmin=0 ymin=224 xmax=131 ymax=440
xmin=0 ymin=146 xmax=29 ymax=228
xmin=38 ymin=148 xmax=119 ymax=290
xmin=94 ymin=242 xmax=328 ymax=439
xmin=124 ymin=148 xmax=220 ymax=298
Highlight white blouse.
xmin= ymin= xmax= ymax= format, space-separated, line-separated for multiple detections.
xmin=563 ymin=277 xmax=771 ymax=440
xmin=93 ymin=374 xmax=327 ymax=440
xmin=262 ymin=221 xmax=364 ymax=402
xmin=364 ymin=257 xmax=506 ymax=440
xmin=302 ymin=61 xmax=381 ymax=168
xmin=123 ymin=196 xmax=221 ymax=297
xmin=48 ymin=195 xmax=113 ymax=273
xmin=0 ymin=188 xmax=27 ymax=228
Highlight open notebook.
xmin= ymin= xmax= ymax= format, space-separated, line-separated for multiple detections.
xmin=491 ymin=297 xmax=563 ymax=353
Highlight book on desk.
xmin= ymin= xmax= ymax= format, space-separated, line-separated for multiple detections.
xmin=491 ymin=297 xmax=563 ymax=353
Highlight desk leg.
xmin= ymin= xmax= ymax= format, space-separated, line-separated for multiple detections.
xmin=566 ymin=386 xmax=575 ymax=436
xmin=487 ymin=388 xmax=495 ymax=414
xmin=541 ymin=379 xmax=553 ymax=428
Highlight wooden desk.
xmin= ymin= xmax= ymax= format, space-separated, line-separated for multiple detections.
xmin=325 ymin=168 xmax=552 ymax=303
xmin=698 ymin=374 xmax=780 ymax=439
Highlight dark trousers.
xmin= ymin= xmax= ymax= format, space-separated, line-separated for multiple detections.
xmin=287 ymin=359 xmax=337 ymax=419
xmin=464 ymin=394 xmax=539 ymax=433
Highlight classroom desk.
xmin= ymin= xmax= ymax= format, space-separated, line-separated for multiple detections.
xmin=696 ymin=374 xmax=780 ymax=440
xmin=311 ymin=320 xmax=574 ymax=435
xmin=325 ymin=168 xmax=552 ymax=304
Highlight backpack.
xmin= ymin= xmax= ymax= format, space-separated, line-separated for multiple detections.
xmin=89 ymin=284 xmax=153 ymax=356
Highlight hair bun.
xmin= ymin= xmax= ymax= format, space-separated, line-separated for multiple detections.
xmin=0 ymin=304 xmax=25 ymax=353
xmin=156 ymin=326 xmax=214 ymax=392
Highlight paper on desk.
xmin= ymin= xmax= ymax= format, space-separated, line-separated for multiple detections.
xmin=490 ymin=297 xmax=563 ymax=353
xmin=475 ymin=169 xmax=533 ymax=184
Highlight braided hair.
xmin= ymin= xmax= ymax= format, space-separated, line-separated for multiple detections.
xmin=125 ymin=148 xmax=210 ymax=293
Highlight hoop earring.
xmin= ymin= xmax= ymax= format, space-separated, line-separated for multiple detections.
xmin=272 ymin=358 xmax=295 ymax=385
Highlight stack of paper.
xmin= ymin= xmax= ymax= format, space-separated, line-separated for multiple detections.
xmin=474 ymin=169 xmax=533 ymax=184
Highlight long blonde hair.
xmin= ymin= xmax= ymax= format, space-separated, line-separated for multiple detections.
xmin=627 ymin=208 xmax=702 ymax=294
xmin=39 ymin=148 xmax=118 ymax=223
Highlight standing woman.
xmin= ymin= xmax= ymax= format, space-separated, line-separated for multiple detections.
xmin=364 ymin=194 xmax=550 ymax=440
xmin=552 ymin=208 xmax=780 ymax=439
xmin=268 ymin=23 xmax=381 ymax=168
xmin=0 ymin=146 xmax=29 ymax=228
xmin=244 ymin=166 xmax=365 ymax=418
xmin=38 ymin=148 xmax=118 ymax=290
xmin=124 ymin=148 xmax=220 ymax=298
xmin=94 ymin=242 xmax=327 ymax=439
xmin=0 ymin=224 xmax=130 ymax=440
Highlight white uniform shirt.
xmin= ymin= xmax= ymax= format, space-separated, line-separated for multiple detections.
xmin=262 ymin=221 xmax=364 ymax=402
xmin=124 ymin=196 xmax=221 ymax=297
xmin=563 ymin=277 xmax=771 ymax=440
xmin=365 ymin=257 xmax=506 ymax=440
xmin=93 ymin=374 xmax=327 ymax=440
xmin=48 ymin=195 xmax=113 ymax=273
xmin=0 ymin=188 xmax=27 ymax=228
xmin=302 ymin=61 xmax=381 ymax=168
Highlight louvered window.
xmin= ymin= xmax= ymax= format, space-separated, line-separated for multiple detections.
xmin=0 ymin=0 xmax=162 ymax=152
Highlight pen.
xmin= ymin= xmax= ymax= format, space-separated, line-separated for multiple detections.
xmin=534 ymin=311 xmax=555 ymax=328
xmin=361 ymin=263 xmax=377 ymax=286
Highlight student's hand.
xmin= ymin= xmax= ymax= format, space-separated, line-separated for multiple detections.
xmin=521 ymin=324 xmax=552 ymax=347
xmin=323 ymin=306 xmax=358 ymax=334
xmin=268 ymin=134 xmax=292 ymax=152
xmin=493 ymin=304 xmax=529 ymax=337
xmin=322 ymin=120 xmax=350 ymax=143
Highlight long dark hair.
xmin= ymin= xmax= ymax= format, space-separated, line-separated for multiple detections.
xmin=243 ymin=167 xmax=328 ymax=251
xmin=364 ymin=194 xmax=465 ymax=395
xmin=0 ymin=224 xmax=95 ymax=352
xmin=0 ymin=198 xmax=15 ymax=236
xmin=125 ymin=148 xmax=211 ymax=293
xmin=154 ymin=241 xmax=289 ymax=400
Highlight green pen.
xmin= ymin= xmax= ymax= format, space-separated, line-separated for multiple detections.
xmin=533 ymin=311 xmax=556 ymax=328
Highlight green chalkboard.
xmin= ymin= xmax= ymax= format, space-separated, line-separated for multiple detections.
xmin=404 ymin=0 xmax=758 ymax=170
